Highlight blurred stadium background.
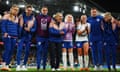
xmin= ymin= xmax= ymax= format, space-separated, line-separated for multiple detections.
xmin=0 ymin=0 xmax=120 ymax=71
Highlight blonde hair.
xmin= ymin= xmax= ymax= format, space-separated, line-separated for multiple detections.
xmin=10 ymin=4 xmax=18 ymax=10
xmin=104 ymin=12 xmax=112 ymax=18
xmin=53 ymin=12 xmax=63 ymax=18
xmin=10 ymin=4 xmax=19 ymax=14
xmin=10 ymin=4 xmax=19 ymax=21
xmin=64 ymin=14 xmax=74 ymax=24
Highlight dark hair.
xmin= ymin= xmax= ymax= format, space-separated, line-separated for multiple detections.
xmin=26 ymin=4 xmax=33 ymax=9
xmin=91 ymin=7 xmax=97 ymax=10
xmin=75 ymin=18 xmax=80 ymax=22
xmin=41 ymin=6 xmax=48 ymax=9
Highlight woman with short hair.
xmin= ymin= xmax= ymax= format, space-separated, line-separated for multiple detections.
xmin=49 ymin=12 xmax=66 ymax=71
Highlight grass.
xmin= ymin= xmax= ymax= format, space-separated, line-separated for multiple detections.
xmin=1 ymin=68 xmax=120 ymax=72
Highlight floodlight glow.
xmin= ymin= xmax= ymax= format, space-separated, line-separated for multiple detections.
xmin=80 ymin=8 xmax=82 ymax=12
xmin=6 ymin=0 xmax=9 ymax=5
xmin=32 ymin=8 xmax=35 ymax=11
xmin=18 ymin=4 xmax=25 ymax=8
xmin=83 ymin=4 xmax=86 ymax=9
xmin=83 ymin=9 xmax=86 ymax=14
xmin=101 ymin=13 xmax=105 ymax=16
xmin=73 ymin=6 xmax=79 ymax=12
xmin=36 ymin=10 xmax=40 ymax=13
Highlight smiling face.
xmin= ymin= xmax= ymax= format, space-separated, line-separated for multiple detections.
xmin=81 ymin=15 xmax=87 ymax=23
xmin=10 ymin=5 xmax=19 ymax=16
xmin=91 ymin=8 xmax=98 ymax=17
xmin=55 ymin=13 xmax=63 ymax=22
xmin=25 ymin=6 xmax=33 ymax=16
xmin=65 ymin=14 xmax=73 ymax=23
xmin=41 ymin=7 xmax=48 ymax=15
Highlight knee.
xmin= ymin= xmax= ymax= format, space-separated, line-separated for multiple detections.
xmin=78 ymin=52 xmax=82 ymax=56
xmin=84 ymin=51 xmax=88 ymax=55
xmin=84 ymin=49 xmax=89 ymax=55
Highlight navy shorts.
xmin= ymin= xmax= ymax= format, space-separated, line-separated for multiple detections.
xmin=76 ymin=41 xmax=88 ymax=48
xmin=62 ymin=41 xmax=73 ymax=49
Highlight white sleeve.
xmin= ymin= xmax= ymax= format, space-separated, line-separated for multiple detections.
xmin=87 ymin=23 xmax=91 ymax=32
xmin=87 ymin=23 xmax=90 ymax=28
xmin=77 ymin=24 xmax=85 ymax=32
xmin=77 ymin=24 xmax=81 ymax=30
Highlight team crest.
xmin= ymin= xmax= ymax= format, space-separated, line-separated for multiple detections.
xmin=62 ymin=44 xmax=64 ymax=47
xmin=70 ymin=42 xmax=73 ymax=46
xmin=96 ymin=18 xmax=100 ymax=22
xmin=90 ymin=42 xmax=93 ymax=45
xmin=77 ymin=43 xmax=80 ymax=47
xmin=38 ymin=42 xmax=41 ymax=45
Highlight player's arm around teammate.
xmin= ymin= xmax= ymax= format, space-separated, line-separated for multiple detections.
xmin=87 ymin=8 xmax=104 ymax=70
xmin=49 ymin=12 xmax=66 ymax=71
xmin=102 ymin=12 xmax=118 ymax=71
xmin=0 ymin=5 xmax=19 ymax=71
xmin=16 ymin=5 xmax=36 ymax=71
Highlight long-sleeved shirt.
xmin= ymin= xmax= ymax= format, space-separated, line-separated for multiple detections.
xmin=87 ymin=15 xmax=103 ymax=42
xmin=102 ymin=20 xmax=118 ymax=43
xmin=19 ymin=12 xmax=36 ymax=37
xmin=1 ymin=15 xmax=19 ymax=37
xmin=36 ymin=14 xmax=51 ymax=39
xmin=49 ymin=20 xmax=66 ymax=43
xmin=63 ymin=22 xmax=75 ymax=41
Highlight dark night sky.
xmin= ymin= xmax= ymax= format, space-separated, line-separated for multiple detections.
xmin=0 ymin=0 xmax=120 ymax=16
xmin=91 ymin=0 xmax=120 ymax=13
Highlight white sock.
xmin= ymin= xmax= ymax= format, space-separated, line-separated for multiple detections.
xmin=62 ymin=52 xmax=67 ymax=68
xmin=2 ymin=62 xmax=6 ymax=67
xmin=69 ymin=53 xmax=74 ymax=68
xmin=17 ymin=65 xmax=20 ymax=68
xmin=22 ymin=65 xmax=26 ymax=68
xmin=78 ymin=56 xmax=83 ymax=68
xmin=94 ymin=65 xmax=98 ymax=69
xmin=6 ymin=65 xmax=9 ymax=68
xmin=84 ymin=55 xmax=89 ymax=68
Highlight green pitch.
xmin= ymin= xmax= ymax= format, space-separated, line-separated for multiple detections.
xmin=1 ymin=68 xmax=120 ymax=72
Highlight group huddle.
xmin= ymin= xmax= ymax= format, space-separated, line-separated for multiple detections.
xmin=0 ymin=4 xmax=119 ymax=71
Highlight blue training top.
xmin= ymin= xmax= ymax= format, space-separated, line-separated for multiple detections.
xmin=102 ymin=20 xmax=118 ymax=43
xmin=49 ymin=20 xmax=66 ymax=43
xmin=49 ymin=27 xmax=66 ymax=43
xmin=1 ymin=19 xmax=19 ymax=37
xmin=19 ymin=12 xmax=36 ymax=37
xmin=87 ymin=15 xmax=103 ymax=42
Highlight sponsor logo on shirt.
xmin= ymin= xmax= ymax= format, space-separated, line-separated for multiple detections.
xmin=41 ymin=18 xmax=47 ymax=30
